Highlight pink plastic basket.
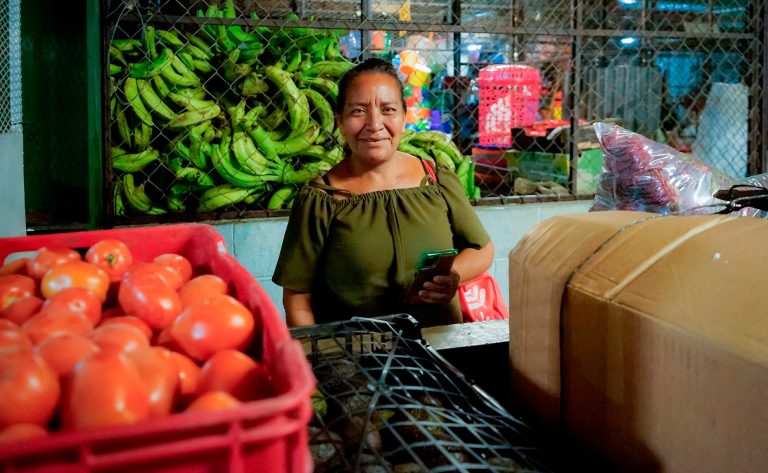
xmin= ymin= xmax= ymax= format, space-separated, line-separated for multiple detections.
xmin=0 ymin=224 xmax=315 ymax=473
xmin=477 ymin=65 xmax=541 ymax=148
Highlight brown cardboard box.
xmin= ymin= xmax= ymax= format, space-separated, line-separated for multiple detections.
xmin=508 ymin=211 xmax=768 ymax=473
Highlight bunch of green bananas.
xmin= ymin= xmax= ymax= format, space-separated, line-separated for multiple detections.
xmin=398 ymin=130 xmax=480 ymax=200
xmin=109 ymin=0 xmax=353 ymax=216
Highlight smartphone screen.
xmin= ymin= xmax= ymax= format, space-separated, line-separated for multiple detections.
xmin=405 ymin=249 xmax=458 ymax=304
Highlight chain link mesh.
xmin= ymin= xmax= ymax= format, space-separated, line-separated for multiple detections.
xmin=104 ymin=0 xmax=765 ymax=222
xmin=0 ymin=0 xmax=22 ymax=134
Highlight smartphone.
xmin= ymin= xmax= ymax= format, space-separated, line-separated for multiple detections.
xmin=405 ymin=248 xmax=458 ymax=304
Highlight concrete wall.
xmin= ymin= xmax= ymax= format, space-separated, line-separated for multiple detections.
xmin=212 ymin=200 xmax=592 ymax=318
xmin=0 ymin=132 xmax=26 ymax=237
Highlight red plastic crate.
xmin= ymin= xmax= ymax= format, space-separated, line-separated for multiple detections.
xmin=0 ymin=223 xmax=315 ymax=473
xmin=477 ymin=64 xmax=541 ymax=148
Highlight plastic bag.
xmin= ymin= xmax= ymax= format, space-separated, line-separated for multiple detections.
xmin=590 ymin=122 xmax=737 ymax=215
xmin=458 ymin=272 xmax=509 ymax=323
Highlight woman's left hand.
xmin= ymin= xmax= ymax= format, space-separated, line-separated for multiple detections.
xmin=418 ymin=270 xmax=460 ymax=304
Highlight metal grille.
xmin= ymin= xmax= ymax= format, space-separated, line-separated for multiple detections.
xmin=0 ymin=0 xmax=22 ymax=134
xmin=291 ymin=314 xmax=560 ymax=472
xmin=104 ymin=0 xmax=766 ymax=222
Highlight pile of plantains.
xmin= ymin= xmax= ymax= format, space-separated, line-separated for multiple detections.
xmin=108 ymin=1 xmax=478 ymax=217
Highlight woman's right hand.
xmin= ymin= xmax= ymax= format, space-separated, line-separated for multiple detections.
xmin=418 ymin=270 xmax=460 ymax=304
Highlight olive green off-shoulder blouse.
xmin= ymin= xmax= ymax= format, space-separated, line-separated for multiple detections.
xmin=272 ymin=160 xmax=490 ymax=326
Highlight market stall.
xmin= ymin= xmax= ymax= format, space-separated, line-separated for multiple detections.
xmin=3 ymin=0 xmax=768 ymax=472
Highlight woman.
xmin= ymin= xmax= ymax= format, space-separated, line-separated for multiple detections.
xmin=273 ymin=58 xmax=494 ymax=327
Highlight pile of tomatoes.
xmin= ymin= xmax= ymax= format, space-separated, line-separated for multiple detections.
xmin=0 ymin=239 xmax=271 ymax=444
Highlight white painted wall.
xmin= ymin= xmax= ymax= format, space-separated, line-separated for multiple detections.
xmin=212 ymin=200 xmax=592 ymax=318
xmin=0 ymin=132 xmax=26 ymax=237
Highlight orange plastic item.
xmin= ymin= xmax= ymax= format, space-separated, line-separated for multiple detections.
xmin=0 ymin=224 xmax=314 ymax=473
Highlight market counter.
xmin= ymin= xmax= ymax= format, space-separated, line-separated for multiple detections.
xmin=422 ymin=318 xmax=509 ymax=350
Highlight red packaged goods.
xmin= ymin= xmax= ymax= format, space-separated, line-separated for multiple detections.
xmin=591 ymin=122 xmax=735 ymax=214
xmin=0 ymin=224 xmax=314 ymax=473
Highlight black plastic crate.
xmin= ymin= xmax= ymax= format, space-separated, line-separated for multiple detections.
xmin=290 ymin=315 xmax=560 ymax=473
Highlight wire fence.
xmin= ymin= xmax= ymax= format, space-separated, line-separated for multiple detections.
xmin=0 ymin=0 xmax=22 ymax=134
xmin=104 ymin=0 xmax=765 ymax=222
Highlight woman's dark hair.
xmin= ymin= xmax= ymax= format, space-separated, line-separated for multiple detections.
xmin=335 ymin=57 xmax=407 ymax=115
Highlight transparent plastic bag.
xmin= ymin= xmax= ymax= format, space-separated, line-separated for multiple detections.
xmin=590 ymin=122 xmax=737 ymax=215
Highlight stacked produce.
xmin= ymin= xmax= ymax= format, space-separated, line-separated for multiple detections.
xmin=109 ymin=1 xmax=351 ymax=215
xmin=399 ymin=129 xmax=480 ymax=199
xmin=0 ymin=241 xmax=271 ymax=441
xmin=108 ymin=2 xmax=479 ymax=217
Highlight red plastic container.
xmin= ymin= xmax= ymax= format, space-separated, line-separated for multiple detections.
xmin=0 ymin=224 xmax=315 ymax=473
xmin=477 ymin=64 xmax=541 ymax=148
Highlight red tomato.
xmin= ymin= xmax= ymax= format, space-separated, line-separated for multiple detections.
xmin=0 ymin=423 xmax=48 ymax=444
xmin=0 ymin=319 xmax=32 ymax=350
xmin=127 ymin=346 xmax=179 ymax=417
xmin=0 ymin=258 xmax=29 ymax=277
xmin=61 ymin=351 xmax=150 ymax=431
xmin=185 ymin=390 xmax=241 ymax=413
xmin=118 ymin=265 xmax=182 ymax=331
xmin=85 ymin=239 xmax=134 ymax=283
xmin=26 ymin=247 xmax=81 ymax=280
xmin=0 ymin=347 xmax=60 ymax=428
xmin=197 ymin=349 xmax=270 ymax=401
xmin=169 ymin=295 xmax=255 ymax=361
xmin=0 ymin=274 xmax=36 ymax=311
xmin=42 ymin=287 xmax=102 ymax=325
xmin=170 ymin=351 xmax=201 ymax=400
xmin=153 ymin=254 xmax=193 ymax=286
xmin=22 ymin=309 xmax=93 ymax=346
xmin=98 ymin=315 xmax=153 ymax=339
xmin=178 ymin=274 xmax=228 ymax=309
xmin=125 ymin=262 xmax=184 ymax=291
xmin=1 ymin=296 xmax=44 ymax=326
xmin=35 ymin=332 xmax=99 ymax=377
xmin=90 ymin=323 xmax=149 ymax=354
xmin=40 ymin=261 xmax=109 ymax=301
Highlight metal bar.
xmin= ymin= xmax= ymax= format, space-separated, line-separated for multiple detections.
xmin=759 ymin=0 xmax=768 ymax=175
xmin=451 ymin=0 xmax=460 ymax=79
xmin=747 ymin=0 xmax=764 ymax=176
xmin=361 ymin=0 xmax=371 ymax=58
xmin=117 ymin=13 xmax=755 ymax=40
xmin=8 ymin=0 xmax=21 ymax=132
xmin=87 ymin=0 xmax=104 ymax=229
xmin=568 ymin=0 xmax=583 ymax=194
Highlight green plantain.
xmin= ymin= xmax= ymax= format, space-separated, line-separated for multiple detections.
xmin=197 ymin=184 xmax=257 ymax=213
xmin=123 ymin=77 xmax=154 ymax=127
xmin=264 ymin=66 xmax=310 ymax=137
xmin=136 ymin=78 xmax=175 ymax=121
xmin=122 ymin=173 xmax=166 ymax=215
xmin=112 ymin=148 xmax=160 ymax=172
xmin=128 ymin=47 xmax=171 ymax=79
xmin=168 ymin=104 xmax=221 ymax=128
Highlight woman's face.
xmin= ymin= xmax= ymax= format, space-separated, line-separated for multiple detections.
xmin=337 ymin=72 xmax=406 ymax=164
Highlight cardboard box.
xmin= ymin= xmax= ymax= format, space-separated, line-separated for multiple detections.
xmin=508 ymin=211 xmax=768 ymax=472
